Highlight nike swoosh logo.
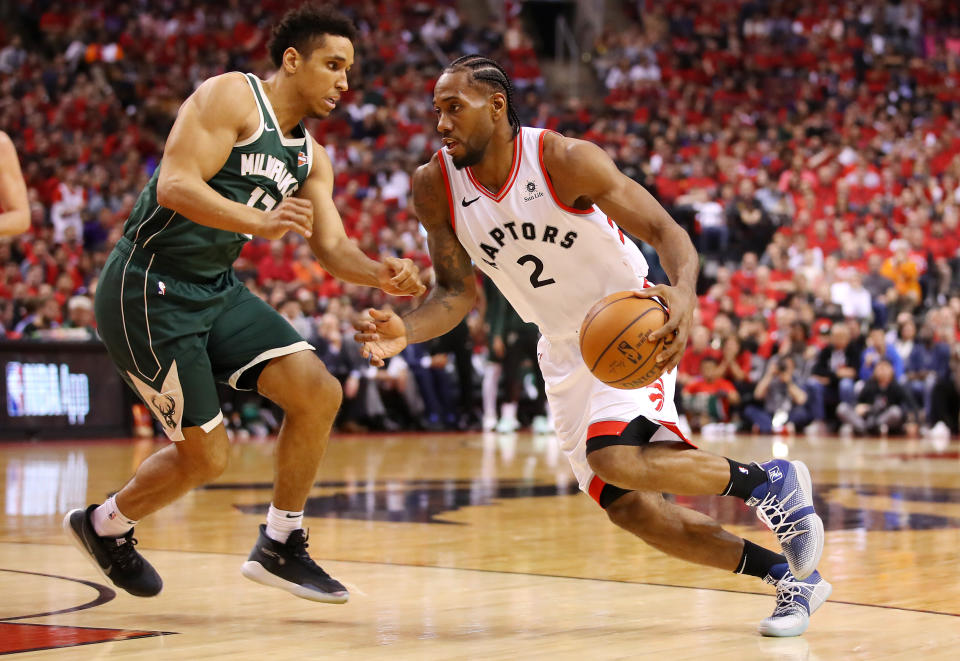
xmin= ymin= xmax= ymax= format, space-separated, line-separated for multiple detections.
xmin=285 ymin=513 xmax=301 ymax=518
xmin=462 ymin=196 xmax=481 ymax=207
xmin=264 ymin=125 xmax=276 ymax=132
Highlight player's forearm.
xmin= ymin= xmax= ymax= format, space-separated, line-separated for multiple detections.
xmin=310 ymin=236 xmax=380 ymax=287
xmin=651 ymin=222 xmax=699 ymax=293
xmin=402 ymin=288 xmax=475 ymax=344
xmin=0 ymin=209 xmax=29 ymax=236
xmin=157 ymin=174 xmax=263 ymax=235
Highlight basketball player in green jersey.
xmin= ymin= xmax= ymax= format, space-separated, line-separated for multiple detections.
xmin=64 ymin=4 xmax=424 ymax=604
xmin=0 ymin=130 xmax=30 ymax=236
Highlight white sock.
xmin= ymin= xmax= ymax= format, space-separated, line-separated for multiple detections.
xmin=265 ymin=504 xmax=303 ymax=543
xmin=91 ymin=495 xmax=138 ymax=538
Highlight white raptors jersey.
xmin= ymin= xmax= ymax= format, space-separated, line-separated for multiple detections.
xmin=438 ymin=127 xmax=650 ymax=337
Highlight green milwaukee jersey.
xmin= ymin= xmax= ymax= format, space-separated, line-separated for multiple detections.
xmin=120 ymin=73 xmax=315 ymax=279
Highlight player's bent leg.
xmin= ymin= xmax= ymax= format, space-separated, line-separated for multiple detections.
xmin=598 ymin=488 xmax=830 ymax=637
xmin=63 ymin=424 xmax=230 ymax=598
xmin=585 ymin=416 xmax=730 ymax=495
xmin=116 ymin=424 xmax=231 ymax=520
xmin=586 ymin=415 xmax=825 ymax=579
xmin=257 ymin=350 xmax=342 ymax=511
xmin=240 ymin=350 xmax=348 ymax=603
xmin=603 ymin=490 xmax=745 ymax=570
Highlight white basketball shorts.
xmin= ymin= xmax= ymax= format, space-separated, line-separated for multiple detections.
xmin=537 ymin=332 xmax=694 ymax=506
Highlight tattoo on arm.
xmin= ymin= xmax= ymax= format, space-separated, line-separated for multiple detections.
xmin=403 ymin=159 xmax=477 ymax=342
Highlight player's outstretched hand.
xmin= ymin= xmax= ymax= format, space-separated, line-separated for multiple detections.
xmin=259 ymin=197 xmax=314 ymax=240
xmin=377 ymin=257 xmax=427 ymax=296
xmin=631 ymin=284 xmax=696 ymax=373
xmin=353 ymin=308 xmax=409 ymax=367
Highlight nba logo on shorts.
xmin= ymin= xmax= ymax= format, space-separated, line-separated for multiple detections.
xmin=158 ymin=281 xmax=166 ymax=296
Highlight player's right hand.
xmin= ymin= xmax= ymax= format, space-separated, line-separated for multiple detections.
xmin=353 ymin=308 xmax=408 ymax=367
xmin=258 ymin=197 xmax=314 ymax=240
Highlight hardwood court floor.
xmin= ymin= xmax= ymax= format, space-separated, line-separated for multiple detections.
xmin=1 ymin=430 xmax=959 ymax=659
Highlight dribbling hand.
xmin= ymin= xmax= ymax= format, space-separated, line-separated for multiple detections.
xmin=258 ymin=197 xmax=314 ymax=240
xmin=353 ymin=308 xmax=408 ymax=367
xmin=631 ymin=283 xmax=696 ymax=374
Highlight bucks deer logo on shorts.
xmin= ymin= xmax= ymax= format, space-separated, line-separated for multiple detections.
xmin=128 ymin=360 xmax=185 ymax=441
xmin=151 ymin=393 xmax=178 ymax=429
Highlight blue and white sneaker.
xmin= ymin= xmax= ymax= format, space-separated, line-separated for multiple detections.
xmin=747 ymin=459 xmax=824 ymax=580
xmin=758 ymin=563 xmax=832 ymax=637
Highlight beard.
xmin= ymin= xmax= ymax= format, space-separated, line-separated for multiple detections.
xmin=451 ymin=141 xmax=487 ymax=170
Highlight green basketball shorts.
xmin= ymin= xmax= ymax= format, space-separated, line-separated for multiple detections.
xmin=95 ymin=237 xmax=312 ymax=440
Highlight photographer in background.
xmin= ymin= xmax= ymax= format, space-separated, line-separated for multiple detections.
xmin=743 ymin=355 xmax=817 ymax=434
xmin=837 ymin=358 xmax=919 ymax=436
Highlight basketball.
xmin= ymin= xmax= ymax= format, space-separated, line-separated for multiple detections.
xmin=579 ymin=291 xmax=670 ymax=389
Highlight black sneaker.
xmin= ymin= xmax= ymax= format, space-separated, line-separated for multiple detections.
xmin=241 ymin=525 xmax=348 ymax=603
xmin=63 ymin=505 xmax=163 ymax=597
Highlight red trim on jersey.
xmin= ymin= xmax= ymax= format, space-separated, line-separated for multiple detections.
xmin=466 ymin=128 xmax=522 ymax=201
xmin=606 ymin=216 xmax=626 ymax=244
xmin=538 ymin=130 xmax=594 ymax=215
xmin=587 ymin=474 xmax=606 ymax=504
xmin=656 ymin=419 xmax=697 ymax=448
xmin=587 ymin=420 xmax=629 ymax=438
xmin=436 ymin=150 xmax=457 ymax=232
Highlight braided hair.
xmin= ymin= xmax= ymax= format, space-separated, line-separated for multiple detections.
xmin=445 ymin=55 xmax=521 ymax=137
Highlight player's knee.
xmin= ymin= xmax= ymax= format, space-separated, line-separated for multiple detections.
xmin=178 ymin=432 xmax=229 ymax=482
xmin=604 ymin=491 xmax=660 ymax=532
xmin=587 ymin=446 xmax=648 ymax=489
xmin=585 ymin=416 xmax=659 ymax=487
xmin=309 ymin=367 xmax=342 ymax=414
xmin=266 ymin=354 xmax=341 ymax=416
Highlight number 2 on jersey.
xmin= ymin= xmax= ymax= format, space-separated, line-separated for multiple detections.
xmin=517 ymin=254 xmax=556 ymax=288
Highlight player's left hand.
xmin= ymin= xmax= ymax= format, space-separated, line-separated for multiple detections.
xmin=632 ymin=283 xmax=696 ymax=374
xmin=377 ymin=257 xmax=427 ymax=296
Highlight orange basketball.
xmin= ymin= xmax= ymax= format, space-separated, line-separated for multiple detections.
xmin=579 ymin=291 xmax=670 ymax=389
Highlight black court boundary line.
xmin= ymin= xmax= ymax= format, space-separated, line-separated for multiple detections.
xmin=7 ymin=541 xmax=957 ymax=620
xmin=0 ymin=568 xmax=175 ymax=656
xmin=0 ymin=568 xmax=116 ymax=622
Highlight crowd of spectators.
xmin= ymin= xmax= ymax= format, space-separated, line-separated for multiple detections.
xmin=2 ymin=0 xmax=960 ymax=439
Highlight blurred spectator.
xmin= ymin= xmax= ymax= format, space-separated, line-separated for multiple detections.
xmin=59 ymin=294 xmax=97 ymax=340
xmin=13 ymin=295 xmax=61 ymax=337
xmin=903 ymin=323 xmax=951 ymax=424
xmin=837 ymin=359 xmax=919 ymax=436
xmin=678 ymin=324 xmax=721 ymax=390
xmin=860 ymin=326 xmax=905 ymax=382
xmin=881 ymin=240 xmax=922 ymax=313
xmin=830 ymin=271 xmax=873 ymax=322
xmin=682 ymin=356 xmax=740 ymax=433
xmin=929 ymin=342 xmax=960 ymax=437
xmin=744 ymin=355 xmax=817 ymax=434
xmin=50 ymin=168 xmax=86 ymax=244
xmin=811 ymin=323 xmax=861 ymax=428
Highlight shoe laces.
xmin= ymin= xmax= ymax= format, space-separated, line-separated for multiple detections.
xmin=765 ymin=572 xmax=812 ymax=617
xmin=285 ymin=530 xmax=333 ymax=578
xmin=107 ymin=532 xmax=143 ymax=572
xmin=754 ymin=488 xmax=810 ymax=543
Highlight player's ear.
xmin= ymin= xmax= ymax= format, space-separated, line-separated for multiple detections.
xmin=490 ymin=92 xmax=505 ymax=119
xmin=282 ymin=46 xmax=301 ymax=74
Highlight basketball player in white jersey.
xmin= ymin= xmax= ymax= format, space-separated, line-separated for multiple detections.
xmin=355 ymin=55 xmax=830 ymax=636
